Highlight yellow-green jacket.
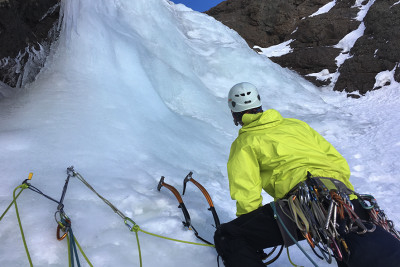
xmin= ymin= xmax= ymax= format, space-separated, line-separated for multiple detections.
xmin=227 ymin=109 xmax=353 ymax=216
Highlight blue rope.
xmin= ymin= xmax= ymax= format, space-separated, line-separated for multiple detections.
xmin=271 ymin=202 xmax=319 ymax=267
xmin=69 ymin=228 xmax=81 ymax=267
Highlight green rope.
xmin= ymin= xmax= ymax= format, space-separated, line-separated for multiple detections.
xmin=132 ymin=227 xmax=143 ymax=267
xmin=74 ymin=235 xmax=93 ymax=267
xmin=139 ymin=227 xmax=215 ymax=247
xmin=67 ymin=234 xmax=72 ymax=267
xmin=0 ymin=188 xmax=24 ymax=222
xmin=287 ymin=247 xmax=304 ymax=267
xmin=13 ymin=184 xmax=33 ymax=267
xmin=128 ymin=224 xmax=214 ymax=267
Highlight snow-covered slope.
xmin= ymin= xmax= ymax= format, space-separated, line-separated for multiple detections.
xmin=0 ymin=0 xmax=399 ymax=266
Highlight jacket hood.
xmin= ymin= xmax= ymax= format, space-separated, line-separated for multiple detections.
xmin=240 ymin=109 xmax=283 ymax=134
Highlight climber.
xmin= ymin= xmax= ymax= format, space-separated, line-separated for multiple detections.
xmin=213 ymin=82 xmax=400 ymax=267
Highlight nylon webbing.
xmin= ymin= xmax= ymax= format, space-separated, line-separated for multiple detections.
xmin=74 ymin=172 xmax=126 ymax=220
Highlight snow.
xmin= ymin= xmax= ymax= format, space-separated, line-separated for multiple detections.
xmin=353 ymin=0 xmax=376 ymax=21
xmin=373 ymin=66 xmax=399 ymax=90
xmin=309 ymin=0 xmax=336 ymax=17
xmin=254 ymin=39 xmax=294 ymax=57
xmin=0 ymin=0 xmax=399 ymax=267
xmin=306 ymin=69 xmax=333 ymax=82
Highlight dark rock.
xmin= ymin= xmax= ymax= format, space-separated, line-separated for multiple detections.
xmin=334 ymin=0 xmax=400 ymax=94
xmin=271 ymin=46 xmax=342 ymax=86
xmin=0 ymin=0 xmax=60 ymax=88
xmin=207 ymin=0 xmax=400 ymax=96
xmin=207 ymin=0 xmax=336 ymax=48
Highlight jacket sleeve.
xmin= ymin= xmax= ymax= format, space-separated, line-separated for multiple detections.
xmin=227 ymin=138 xmax=263 ymax=216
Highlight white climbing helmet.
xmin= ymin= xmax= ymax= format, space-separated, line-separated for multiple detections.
xmin=228 ymin=82 xmax=261 ymax=112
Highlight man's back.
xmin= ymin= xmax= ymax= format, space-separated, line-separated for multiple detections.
xmin=228 ymin=109 xmax=352 ymax=215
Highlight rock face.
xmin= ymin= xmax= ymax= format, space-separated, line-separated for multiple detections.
xmin=207 ymin=0 xmax=400 ymax=96
xmin=0 ymin=0 xmax=60 ymax=88
xmin=334 ymin=0 xmax=400 ymax=94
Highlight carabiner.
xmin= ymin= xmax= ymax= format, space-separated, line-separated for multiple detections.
xmin=57 ymin=223 xmax=69 ymax=241
xmin=330 ymin=238 xmax=343 ymax=261
xmin=56 ymin=217 xmax=71 ymax=241
xmin=354 ymin=219 xmax=368 ymax=235
xmin=305 ymin=232 xmax=315 ymax=248
xmin=124 ymin=217 xmax=140 ymax=232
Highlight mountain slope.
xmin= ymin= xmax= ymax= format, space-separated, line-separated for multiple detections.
xmin=207 ymin=0 xmax=400 ymax=96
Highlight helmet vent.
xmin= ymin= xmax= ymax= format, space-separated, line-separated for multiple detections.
xmin=244 ymin=100 xmax=251 ymax=104
xmin=247 ymin=92 xmax=251 ymax=95
xmin=235 ymin=94 xmax=239 ymax=97
xmin=240 ymin=93 xmax=245 ymax=96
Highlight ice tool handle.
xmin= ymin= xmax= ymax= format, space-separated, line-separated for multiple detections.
xmin=157 ymin=176 xmax=191 ymax=228
xmin=182 ymin=172 xmax=220 ymax=228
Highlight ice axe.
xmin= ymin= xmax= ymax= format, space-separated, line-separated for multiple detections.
xmin=182 ymin=172 xmax=220 ymax=228
xmin=158 ymin=176 xmax=191 ymax=228
xmin=157 ymin=176 xmax=213 ymax=245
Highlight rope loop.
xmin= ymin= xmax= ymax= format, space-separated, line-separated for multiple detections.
xmin=132 ymin=224 xmax=140 ymax=233
xmin=124 ymin=217 xmax=139 ymax=231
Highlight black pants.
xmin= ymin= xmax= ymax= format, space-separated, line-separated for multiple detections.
xmin=214 ymin=201 xmax=400 ymax=267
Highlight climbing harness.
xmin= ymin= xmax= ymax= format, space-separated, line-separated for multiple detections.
xmin=272 ymin=172 xmax=400 ymax=266
xmin=157 ymin=174 xmax=214 ymax=245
